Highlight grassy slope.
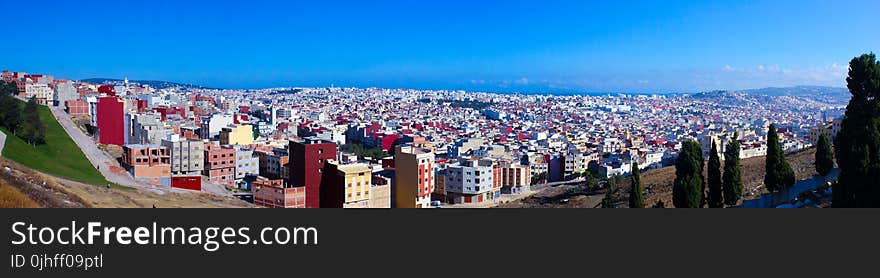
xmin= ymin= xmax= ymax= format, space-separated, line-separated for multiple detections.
xmin=0 ymin=100 xmax=110 ymax=185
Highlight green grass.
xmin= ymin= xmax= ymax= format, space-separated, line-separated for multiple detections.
xmin=0 ymin=100 xmax=111 ymax=186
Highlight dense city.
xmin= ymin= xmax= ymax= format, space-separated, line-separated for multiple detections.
xmin=0 ymin=69 xmax=848 ymax=208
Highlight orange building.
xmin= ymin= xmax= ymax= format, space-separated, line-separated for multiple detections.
xmin=393 ymin=145 xmax=435 ymax=208
xmin=121 ymin=144 xmax=171 ymax=185
xmin=65 ymin=100 xmax=89 ymax=116
xmin=204 ymin=142 xmax=236 ymax=187
xmin=253 ymin=178 xmax=306 ymax=208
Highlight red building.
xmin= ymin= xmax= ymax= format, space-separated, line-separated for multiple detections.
xmin=290 ymin=138 xmax=337 ymax=208
xmin=97 ymin=96 xmax=125 ymax=146
xmin=98 ymin=85 xmax=115 ymax=96
xmin=154 ymin=106 xmax=186 ymax=121
xmin=203 ymin=143 xmax=236 ymax=187
xmin=136 ymin=99 xmax=149 ymax=112
xmin=171 ymin=176 xmax=201 ymax=191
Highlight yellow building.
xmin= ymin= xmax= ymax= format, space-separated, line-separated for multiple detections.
xmin=336 ymin=163 xmax=372 ymax=207
xmin=220 ymin=124 xmax=254 ymax=145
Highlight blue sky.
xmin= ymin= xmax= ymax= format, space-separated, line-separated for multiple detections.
xmin=1 ymin=0 xmax=878 ymax=93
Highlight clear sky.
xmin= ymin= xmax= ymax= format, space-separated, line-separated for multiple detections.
xmin=2 ymin=0 xmax=878 ymax=93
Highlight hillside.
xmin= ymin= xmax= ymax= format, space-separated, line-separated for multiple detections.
xmin=499 ymin=148 xmax=819 ymax=208
xmin=0 ymin=99 xmax=111 ymax=186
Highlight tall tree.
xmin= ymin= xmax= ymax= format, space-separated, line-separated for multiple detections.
xmin=0 ymin=96 xmax=22 ymax=133
xmin=602 ymin=176 xmax=617 ymax=208
xmin=673 ymin=140 xmax=705 ymax=208
xmin=815 ymin=132 xmax=834 ymax=177
xmin=1 ymin=81 xmax=18 ymax=96
xmin=707 ymin=141 xmax=723 ymax=208
xmin=723 ymin=133 xmax=743 ymax=206
xmin=764 ymin=124 xmax=795 ymax=192
xmin=629 ymin=162 xmax=644 ymax=208
xmin=20 ymin=96 xmax=46 ymax=145
xmin=834 ymin=53 xmax=880 ymax=207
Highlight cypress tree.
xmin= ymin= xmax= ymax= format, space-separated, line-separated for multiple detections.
xmin=707 ymin=141 xmax=723 ymax=208
xmin=629 ymin=162 xmax=644 ymax=208
xmin=834 ymin=53 xmax=880 ymax=207
xmin=673 ymin=140 xmax=704 ymax=208
xmin=815 ymin=132 xmax=834 ymax=177
xmin=764 ymin=124 xmax=795 ymax=192
xmin=723 ymin=133 xmax=743 ymax=206
xmin=602 ymin=176 xmax=617 ymax=208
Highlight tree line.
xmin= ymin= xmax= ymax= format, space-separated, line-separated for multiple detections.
xmin=0 ymin=81 xmax=46 ymax=146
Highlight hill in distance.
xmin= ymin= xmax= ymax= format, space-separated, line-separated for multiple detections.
xmin=80 ymin=78 xmax=211 ymax=90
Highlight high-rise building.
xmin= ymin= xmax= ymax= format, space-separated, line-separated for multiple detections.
xmin=290 ymin=137 xmax=337 ymax=208
xmin=393 ymin=145 xmax=434 ymax=208
xmin=97 ymin=96 xmax=125 ymax=146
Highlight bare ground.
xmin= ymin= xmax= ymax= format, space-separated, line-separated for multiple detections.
xmin=1 ymin=157 xmax=253 ymax=208
xmin=500 ymin=148 xmax=819 ymax=208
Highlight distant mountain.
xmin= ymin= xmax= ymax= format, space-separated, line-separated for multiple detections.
xmin=739 ymin=86 xmax=848 ymax=98
xmin=687 ymin=86 xmax=850 ymax=105
xmin=80 ymin=78 xmax=211 ymax=90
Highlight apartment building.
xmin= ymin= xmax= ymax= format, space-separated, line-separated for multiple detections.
xmin=121 ymin=144 xmax=171 ymax=185
xmin=24 ymin=83 xmax=53 ymax=105
xmin=219 ymin=124 xmax=254 ymax=145
xmin=128 ymin=112 xmax=169 ymax=145
xmin=53 ymin=80 xmax=77 ymax=106
xmin=200 ymin=114 xmax=234 ymax=139
xmin=234 ymin=146 xmax=259 ymax=181
xmin=290 ymin=137 xmax=337 ymax=208
xmin=369 ymin=174 xmax=391 ymax=208
xmin=320 ymin=163 xmax=371 ymax=208
xmin=97 ymin=96 xmax=125 ymax=146
xmin=203 ymin=143 xmax=236 ymax=187
xmin=161 ymin=134 xmax=204 ymax=176
xmin=393 ymin=145 xmax=434 ymax=208
xmin=253 ymin=178 xmax=306 ymax=208
xmin=444 ymin=159 xmax=496 ymax=204
xmin=501 ymin=162 xmax=531 ymax=194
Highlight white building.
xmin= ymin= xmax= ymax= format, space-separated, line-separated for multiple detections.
xmin=444 ymin=160 xmax=497 ymax=204
xmin=25 ymin=83 xmax=53 ymax=105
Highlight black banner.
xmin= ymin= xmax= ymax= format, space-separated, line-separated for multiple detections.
xmin=2 ymin=209 xmax=878 ymax=277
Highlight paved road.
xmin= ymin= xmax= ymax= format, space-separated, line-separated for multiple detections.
xmin=443 ymin=178 xmax=587 ymax=208
xmin=48 ymin=106 xmax=232 ymax=197
xmin=48 ymin=106 xmax=148 ymax=188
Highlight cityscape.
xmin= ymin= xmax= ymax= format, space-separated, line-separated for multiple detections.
xmin=0 ymin=70 xmax=852 ymax=208
xmin=0 ymin=1 xmax=878 ymax=209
